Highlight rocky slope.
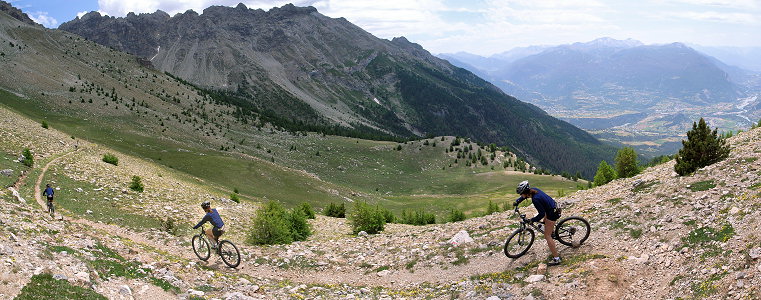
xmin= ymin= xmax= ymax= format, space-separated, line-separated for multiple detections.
xmin=2 ymin=98 xmax=761 ymax=299
xmin=56 ymin=4 xmax=616 ymax=177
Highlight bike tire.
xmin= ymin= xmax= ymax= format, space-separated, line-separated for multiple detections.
xmin=504 ymin=228 xmax=535 ymax=258
xmin=554 ymin=216 xmax=591 ymax=247
xmin=192 ymin=235 xmax=211 ymax=261
xmin=218 ymin=240 xmax=241 ymax=268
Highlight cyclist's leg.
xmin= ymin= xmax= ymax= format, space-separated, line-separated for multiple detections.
xmin=543 ymin=217 xmax=559 ymax=258
xmin=204 ymin=228 xmax=216 ymax=245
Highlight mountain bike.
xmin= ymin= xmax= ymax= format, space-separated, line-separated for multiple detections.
xmin=504 ymin=206 xmax=590 ymax=258
xmin=46 ymin=199 xmax=54 ymax=218
xmin=192 ymin=226 xmax=241 ymax=268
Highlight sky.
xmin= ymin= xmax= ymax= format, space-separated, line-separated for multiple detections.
xmin=8 ymin=0 xmax=761 ymax=56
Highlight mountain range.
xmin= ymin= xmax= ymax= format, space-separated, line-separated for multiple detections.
xmin=56 ymin=3 xmax=615 ymax=177
xmin=440 ymin=38 xmax=761 ymax=155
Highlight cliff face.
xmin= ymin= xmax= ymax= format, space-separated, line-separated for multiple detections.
xmin=0 ymin=0 xmax=39 ymax=26
xmin=60 ymin=4 xmax=615 ymax=176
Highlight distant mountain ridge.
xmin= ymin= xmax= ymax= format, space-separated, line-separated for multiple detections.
xmin=439 ymin=38 xmax=761 ymax=156
xmin=58 ymin=4 xmax=616 ymax=177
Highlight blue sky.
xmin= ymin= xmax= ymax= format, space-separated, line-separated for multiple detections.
xmin=8 ymin=0 xmax=761 ymax=55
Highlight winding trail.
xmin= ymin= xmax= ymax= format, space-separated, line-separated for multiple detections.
xmin=28 ymin=148 xmax=543 ymax=290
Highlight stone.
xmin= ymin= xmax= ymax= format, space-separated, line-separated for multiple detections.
xmin=119 ymin=285 xmax=132 ymax=296
xmin=53 ymin=274 xmax=67 ymax=280
xmin=729 ymin=207 xmax=740 ymax=215
xmin=486 ymin=296 xmax=501 ymax=300
xmin=224 ymin=292 xmax=256 ymax=300
xmin=75 ymin=188 xmax=83 ymax=193
xmin=357 ymin=231 xmax=368 ymax=237
xmin=536 ymin=263 xmax=547 ymax=274
xmin=75 ymin=271 xmax=89 ymax=282
xmin=188 ymin=289 xmax=204 ymax=297
xmin=0 ymin=169 xmax=12 ymax=176
xmin=749 ymin=248 xmax=761 ymax=259
xmin=757 ymin=263 xmax=761 ymax=273
xmin=377 ymin=269 xmax=391 ymax=277
xmin=525 ymin=274 xmax=545 ymax=283
xmin=447 ymin=230 xmax=473 ymax=246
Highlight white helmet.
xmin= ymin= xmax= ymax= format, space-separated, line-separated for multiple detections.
xmin=516 ymin=180 xmax=530 ymax=194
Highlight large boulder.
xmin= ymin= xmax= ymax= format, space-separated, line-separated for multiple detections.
xmin=448 ymin=230 xmax=473 ymax=246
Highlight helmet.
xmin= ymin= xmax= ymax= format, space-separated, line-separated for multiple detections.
xmin=201 ymin=201 xmax=211 ymax=209
xmin=516 ymin=180 xmax=530 ymax=195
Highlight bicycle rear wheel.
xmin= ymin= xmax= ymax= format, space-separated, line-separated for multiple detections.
xmin=192 ymin=235 xmax=211 ymax=261
xmin=554 ymin=216 xmax=590 ymax=247
xmin=218 ymin=240 xmax=240 ymax=268
xmin=504 ymin=228 xmax=535 ymax=258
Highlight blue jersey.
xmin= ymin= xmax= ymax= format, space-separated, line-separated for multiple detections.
xmin=193 ymin=208 xmax=225 ymax=229
xmin=44 ymin=187 xmax=54 ymax=198
xmin=518 ymin=188 xmax=557 ymax=222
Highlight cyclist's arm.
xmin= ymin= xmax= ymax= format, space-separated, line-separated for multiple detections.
xmin=193 ymin=215 xmax=211 ymax=229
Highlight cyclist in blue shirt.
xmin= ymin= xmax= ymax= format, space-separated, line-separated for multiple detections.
xmin=43 ymin=184 xmax=55 ymax=217
xmin=514 ymin=180 xmax=562 ymax=266
xmin=193 ymin=201 xmax=225 ymax=248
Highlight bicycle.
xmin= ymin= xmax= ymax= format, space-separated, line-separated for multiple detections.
xmin=504 ymin=205 xmax=590 ymax=258
xmin=192 ymin=226 xmax=241 ymax=268
xmin=46 ymin=198 xmax=54 ymax=218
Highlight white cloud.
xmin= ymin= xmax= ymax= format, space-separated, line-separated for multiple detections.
xmin=666 ymin=10 xmax=758 ymax=24
xmin=29 ymin=11 xmax=58 ymax=27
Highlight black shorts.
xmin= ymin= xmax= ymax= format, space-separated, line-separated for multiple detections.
xmin=212 ymin=227 xmax=224 ymax=238
xmin=547 ymin=207 xmax=561 ymax=221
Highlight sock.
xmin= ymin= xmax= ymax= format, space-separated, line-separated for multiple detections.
xmin=554 ymin=257 xmax=560 ymax=260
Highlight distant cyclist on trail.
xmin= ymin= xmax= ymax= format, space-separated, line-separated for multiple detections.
xmin=43 ymin=183 xmax=55 ymax=217
xmin=193 ymin=201 xmax=225 ymax=248
xmin=514 ymin=180 xmax=562 ymax=266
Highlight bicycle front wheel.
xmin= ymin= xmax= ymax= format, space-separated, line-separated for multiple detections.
xmin=192 ymin=235 xmax=211 ymax=261
xmin=555 ymin=216 xmax=591 ymax=247
xmin=218 ymin=240 xmax=240 ymax=268
xmin=504 ymin=228 xmax=535 ymax=258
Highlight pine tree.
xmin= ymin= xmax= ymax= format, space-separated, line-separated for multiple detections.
xmin=593 ymin=160 xmax=616 ymax=186
xmin=615 ymin=147 xmax=639 ymax=178
xmin=674 ymin=118 xmax=730 ymax=176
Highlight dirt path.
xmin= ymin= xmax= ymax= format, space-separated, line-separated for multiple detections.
xmin=29 ymin=149 xmax=540 ymax=290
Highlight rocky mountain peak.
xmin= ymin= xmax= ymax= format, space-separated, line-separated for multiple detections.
xmin=0 ymin=0 xmax=39 ymax=26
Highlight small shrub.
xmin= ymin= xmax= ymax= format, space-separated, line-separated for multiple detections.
xmin=298 ymin=202 xmax=315 ymax=219
xmin=447 ymin=209 xmax=466 ymax=222
xmin=16 ymin=273 xmax=107 ymax=300
xmin=161 ymin=217 xmax=179 ymax=236
xmin=247 ymin=201 xmax=293 ymax=245
xmin=102 ymin=153 xmax=119 ymax=166
xmin=486 ymin=200 xmax=500 ymax=215
xmin=400 ymin=209 xmax=436 ymax=225
xmin=229 ymin=193 xmax=240 ymax=203
xmin=41 ymin=121 xmax=49 ymax=129
xmin=324 ymin=202 xmax=346 ymax=218
xmin=129 ymin=176 xmax=144 ymax=192
xmin=349 ymin=201 xmax=385 ymax=234
xmin=379 ymin=206 xmax=395 ymax=223
xmin=21 ymin=148 xmax=33 ymax=167
xmin=288 ymin=208 xmax=312 ymax=241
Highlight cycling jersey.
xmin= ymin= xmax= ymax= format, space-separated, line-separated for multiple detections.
xmin=193 ymin=208 xmax=225 ymax=229
xmin=43 ymin=187 xmax=54 ymax=200
xmin=517 ymin=188 xmax=558 ymax=222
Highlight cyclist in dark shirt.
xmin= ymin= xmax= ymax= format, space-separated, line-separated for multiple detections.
xmin=193 ymin=201 xmax=225 ymax=248
xmin=43 ymin=184 xmax=55 ymax=217
xmin=514 ymin=180 xmax=562 ymax=266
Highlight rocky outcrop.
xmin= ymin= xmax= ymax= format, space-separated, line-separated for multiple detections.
xmin=0 ymin=0 xmax=39 ymax=26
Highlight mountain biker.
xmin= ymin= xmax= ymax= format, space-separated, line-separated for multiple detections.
xmin=43 ymin=183 xmax=55 ymax=216
xmin=514 ymin=180 xmax=562 ymax=266
xmin=193 ymin=201 xmax=225 ymax=248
